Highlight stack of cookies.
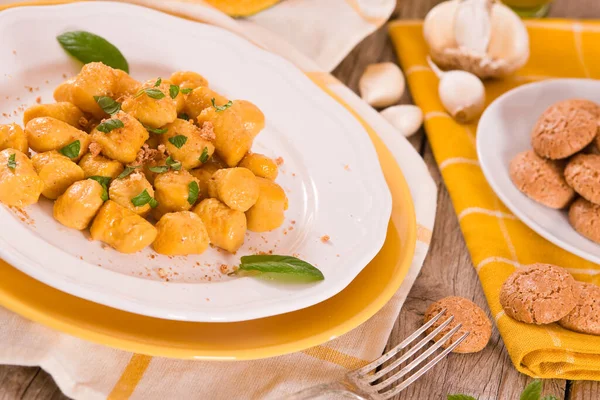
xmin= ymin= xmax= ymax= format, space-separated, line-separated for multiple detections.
xmin=500 ymin=263 xmax=600 ymax=335
xmin=509 ymin=99 xmax=600 ymax=244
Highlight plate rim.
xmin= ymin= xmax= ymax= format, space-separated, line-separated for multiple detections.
xmin=477 ymin=77 xmax=600 ymax=265
xmin=0 ymin=1 xmax=393 ymax=322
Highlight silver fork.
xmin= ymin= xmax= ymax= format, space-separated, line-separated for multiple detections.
xmin=285 ymin=309 xmax=469 ymax=400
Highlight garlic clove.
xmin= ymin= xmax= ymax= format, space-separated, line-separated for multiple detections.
xmin=438 ymin=70 xmax=485 ymax=123
xmin=454 ymin=0 xmax=491 ymax=54
xmin=380 ymin=105 xmax=423 ymax=137
xmin=423 ymin=0 xmax=529 ymax=79
xmin=359 ymin=62 xmax=405 ymax=108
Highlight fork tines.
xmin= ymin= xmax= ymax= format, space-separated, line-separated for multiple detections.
xmin=348 ymin=309 xmax=470 ymax=400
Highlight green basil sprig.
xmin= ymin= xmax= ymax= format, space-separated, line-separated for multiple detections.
xmin=88 ymin=176 xmax=111 ymax=201
xmin=199 ymin=147 xmax=209 ymax=163
xmin=211 ymin=98 xmax=233 ymax=112
xmin=131 ymin=189 xmax=158 ymax=208
xmin=96 ymin=119 xmax=124 ymax=133
xmin=117 ymin=165 xmax=140 ymax=179
xmin=168 ymin=135 xmax=187 ymax=149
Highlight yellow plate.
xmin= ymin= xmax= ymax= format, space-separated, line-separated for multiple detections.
xmin=0 ymin=93 xmax=416 ymax=360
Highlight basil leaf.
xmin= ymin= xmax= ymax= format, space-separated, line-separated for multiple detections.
xmin=96 ymin=119 xmax=124 ymax=133
xmin=199 ymin=147 xmax=209 ymax=163
xmin=144 ymin=88 xmax=165 ymax=99
xmin=88 ymin=176 xmax=111 ymax=201
xmin=166 ymin=156 xmax=182 ymax=171
xmin=148 ymin=165 xmax=169 ymax=173
xmin=180 ymin=88 xmax=193 ymax=94
xmin=211 ymin=98 xmax=233 ymax=112
xmin=154 ymin=77 xmax=162 ymax=87
xmin=131 ymin=189 xmax=158 ymax=208
xmin=117 ymin=165 xmax=139 ymax=179
xmin=7 ymin=153 xmax=16 ymax=170
xmin=168 ymin=135 xmax=187 ymax=149
xmin=447 ymin=396 xmax=477 ymax=400
xmin=169 ymin=84 xmax=179 ymax=99
xmin=520 ymin=380 xmax=542 ymax=400
xmin=178 ymin=113 xmax=190 ymax=121
xmin=56 ymin=31 xmax=129 ymax=73
xmin=188 ymin=181 xmax=199 ymax=205
xmin=238 ymin=255 xmax=324 ymax=282
xmin=134 ymin=87 xmax=166 ymax=100
xmin=59 ymin=140 xmax=80 ymax=159
xmin=94 ymin=96 xmax=121 ymax=115
xmin=142 ymin=123 xmax=168 ymax=134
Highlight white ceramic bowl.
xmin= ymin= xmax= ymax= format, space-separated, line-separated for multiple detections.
xmin=477 ymin=78 xmax=600 ymax=264
xmin=0 ymin=2 xmax=392 ymax=322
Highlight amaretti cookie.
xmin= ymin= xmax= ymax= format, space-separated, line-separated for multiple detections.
xmin=569 ymin=198 xmax=600 ymax=244
xmin=566 ymin=99 xmax=600 ymax=119
xmin=509 ymin=150 xmax=575 ymax=209
xmin=531 ymin=100 xmax=597 ymax=159
xmin=500 ymin=263 xmax=579 ymax=325
xmin=424 ymin=296 xmax=492 ymax=354
xmin=565 ymin=154 xmax=600 ymax=204
xmin=558 ymin=282 xmax=600 ymax=336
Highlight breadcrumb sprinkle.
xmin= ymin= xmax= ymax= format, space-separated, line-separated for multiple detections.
xmin=321 ymin=235 xmax=330 ymax=243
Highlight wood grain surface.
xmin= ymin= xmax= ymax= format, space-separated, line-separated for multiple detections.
xmin=1 ymin=0 xmax=599 ymax=399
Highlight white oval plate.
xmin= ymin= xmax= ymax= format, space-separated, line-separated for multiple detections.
xmin=0 ymin=2 xmax=392 ymax=322
xmin=477 ymin=79 xmax=600 ymax=264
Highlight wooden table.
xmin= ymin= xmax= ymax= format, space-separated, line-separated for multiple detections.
xmin=1 ymin=1 xmax=599 ymax=399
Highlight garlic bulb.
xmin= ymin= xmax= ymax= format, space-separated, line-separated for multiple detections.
xmin=428 ymin=57 xmax=485 ymax=123
xmin=423 ymin=0 xmax=529 ymax=79
xmin=380 ymin=105 xmax=423 ymax=137
xmin=359 ymin=62 xmax=405 ymax=108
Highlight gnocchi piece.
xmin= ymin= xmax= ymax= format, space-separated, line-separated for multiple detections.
xmin=78 ymin=153 xmax=124 ymax=179
xmin=184 ymin=87 xmax=229 ymax=120
xmin=0 ymin=149 xmax=44 ymax=207
xmin=197 ymin=105 xmax=253 ymax=167
xmin=208 ymin=167 xmax=259 ymax=212
xmin=238 ymin=153 xmax=278 ymax=180
xmin=0 ymin=123 xmax=28 ymax=154
xmin=109 ymin=171 xmax=155 ymax=216
xmin=161 ymin=119 xmax=215 ymax=170
xmin=121 ymin=79 xmax=177 ymax=128
xmin=235 ymin=100 xmax=265 ymax=138
xmin=169 ymin=71 xmax=208 ymax=90
xmin=23 ymin=102 xmax=85 ymax=129
xmin=153 ymin=211 xmax=210 ymax=255
xmin=90 ymin=200 xmax=157 ymax=253
xmin=32 ymin=151 xmax=85 ymax=199
xmin=151 ymin=169 xmax=199 ymax=220
xmin=246 ymin=177 xmax=288 ymax=232
xmin=53 ymin=179 xmax=105 ymax=230
xmin=25 ymin=117 xmax=90 ymax=161
xmin=113 ymin=69 xmax=141 ymax=98
xmin=90 ymin=111 xmax=149 ymax=163
xmin=193 ymin=198 xmax=247 ymax=253
xmin=53 ymin=62 xmax=118 ymax=118
xmin=145 ymin=134 xmax=161 ymax=149
xmin=189 ymin=160 xmax=222 ymax=199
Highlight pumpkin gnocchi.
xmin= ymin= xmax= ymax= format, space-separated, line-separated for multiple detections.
xmin=1 ymin=62 xmax=287 ymax=256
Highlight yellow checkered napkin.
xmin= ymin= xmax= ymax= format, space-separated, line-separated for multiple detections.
xmin=390 ymin=20 xmax=600 ymax=380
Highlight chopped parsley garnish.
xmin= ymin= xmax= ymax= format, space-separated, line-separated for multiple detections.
xmin=154 ymin=77 xmax=162 ymax=87
xmin=166 ymin=156 xmax=182 ymax=170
